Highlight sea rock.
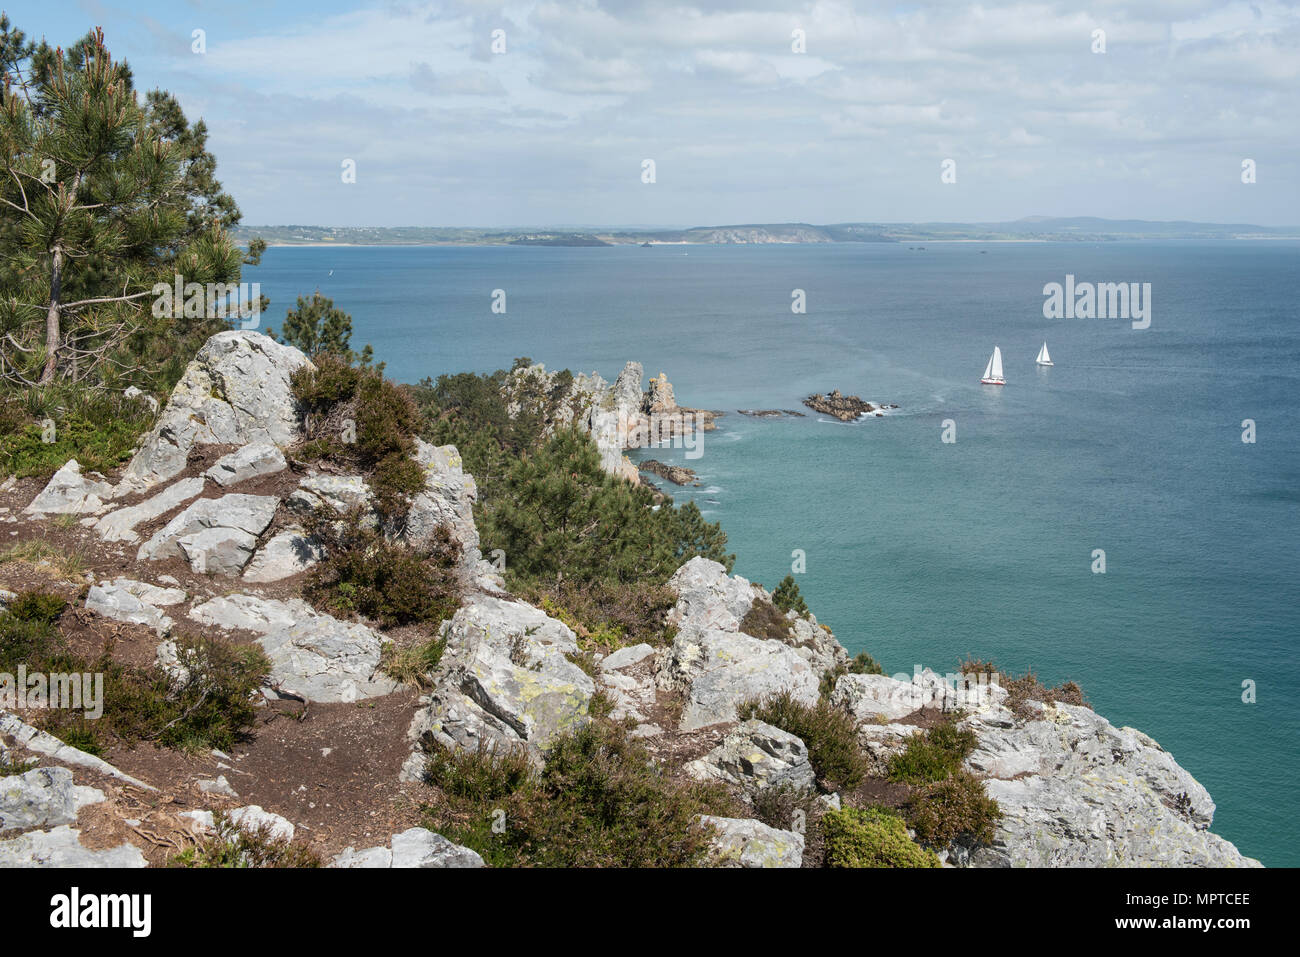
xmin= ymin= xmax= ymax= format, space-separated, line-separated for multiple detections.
xmin=644 ymin=373 xmax=677 ymax=414
xmin=803 ymin=390 xmax=876 ymax=421
xmin=242 ymin=528 xmax=322 ymax=582
xmin=94 ymin=477 xmax=205 ymax=543
xmin=138 ymin=493 xmax=278 ymax=575
xmin=700 ymin=816 xmax=804 ymax=868
xmin=685 ymin=720 xmax=815 ymax=797
xmin=612 ymin=361 xmax=644 ymax=413
xmin=403 ymin=595 xmax=594 ymax=770
xmin=116 ymin=331 xmax=310 ymax=494
xmin=962 ymin=702 xmax=1261 ymax=868
xmin=205 ymin=442 xmax=287 ymax=488
xmin=656 ymin=628 xmax=820 ymax=731
xmin=23 ymin=460 xmax=114 ymax=516
xmin=638 ymin=459 xmax=698 ymax=486
xmin=0 ymin=825 xmax=147 ymax=867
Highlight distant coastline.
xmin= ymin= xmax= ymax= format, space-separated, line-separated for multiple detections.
xmin=235 ymin=217 xmax=1300 ymax=248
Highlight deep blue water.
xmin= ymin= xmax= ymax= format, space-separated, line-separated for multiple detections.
xmin=246 ymin=241 xmax=1299 ymax=866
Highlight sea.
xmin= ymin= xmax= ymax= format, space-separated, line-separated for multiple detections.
xmin=245 ymin=239 xmax=1300 ymax=866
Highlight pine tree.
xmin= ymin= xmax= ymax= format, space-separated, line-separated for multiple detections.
xmin=270 ymin=291 xmax=374 ymax=367
xmin=0 ymin=22 xmax=254 ymax=388
xmin=772 ymin=575 xmax=809 ymax=615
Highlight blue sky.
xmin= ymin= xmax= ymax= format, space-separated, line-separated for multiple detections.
xmin=10 ymin=1 xmax=1299 ymax=227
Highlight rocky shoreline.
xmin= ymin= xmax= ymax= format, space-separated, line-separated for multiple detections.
xmin=0 ymin=331 xmax=1260 ymax=869
xmin=638 ymin=460 xmax=699 ymax=486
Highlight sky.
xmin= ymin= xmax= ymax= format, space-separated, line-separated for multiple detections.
xmin=9 ymin=0 xmax=1300 ymax=227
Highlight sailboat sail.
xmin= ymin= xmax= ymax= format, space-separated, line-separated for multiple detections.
xmin=981 ymin=346 xmax=1005 ymax=384
xmin=1036 ymin=342 xmax=1052 ymax=365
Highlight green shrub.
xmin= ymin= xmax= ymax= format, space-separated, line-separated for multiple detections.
xmin=154 ymin=636 xmax=270 ymax=752
xmin=4 ymin=590 xmax=68 ymax=625
xmin=423 ymin=721 xmax=735 ymax=868
xmin=823 ymin=805 xmax=941 ymax=868
xmin=887 ymin=721 xmax=979 ymax=785
xmin=290 ymin=355 xmax=425 ymax=520
xmin=739 ymin=689 xmax=869 ymax=791
xmin=522 ymin=578 xmax=678 ymax=650
xmin=304 ymin=515 xmax=462 ymax=628
xmin=424 ymin=738 xmax=535 ymax=802
xmin=482 ymin=427 xmax=731 ymax=589
xmin=171 ymin=813 xmax=322 ymax=868
xmin=905 ymin=770 xmax=1001 ymax=847
xmin=771 ymin=575 xmax=809 ymax=615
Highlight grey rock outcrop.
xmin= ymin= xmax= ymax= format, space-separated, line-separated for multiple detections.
xmin=685 ymin=720 xmax=816 ymax=797
xmin=85 ymin=578 xmax=186 ymax=636
xmin=403 ymin=595 xmax=595 ymax=774
xmin=0 ymin=825 xmax=147 ymax=867
xmin=189 ymin=594 xmax=397 ymax=703
xmin=241 ymin=528 xmax=322 ymax=582
xmin=138 ymin=493 xmax=278 ymax=575
xmin=700 ymin=815 xmax=804 ymax=868
xmin=960 ymin=701 xmax=1261 ymax=868
xmin=94 ymin=477 xmax=205 ymax=543
xmin=331 ymin=827 xmax=485 ymax=868
xmin=116 ymin=331 xmax=310 ymax=494
xmin=399 ymin=441 xmax=480 ymax=561
xmin=23 ymin=460 xmax=114 ymax=516
xmin=205 ymin=442 xmax=287 ymax=487
xmin=655 ymin=558 xmax=820 ymax=730
xmin=0 ymin=767 xmax=91 ymax=833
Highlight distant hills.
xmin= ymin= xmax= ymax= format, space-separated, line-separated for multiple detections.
xmin=234 ymin=217 xmax=1300 ymax=247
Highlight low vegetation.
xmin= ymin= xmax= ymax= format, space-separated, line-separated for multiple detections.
xmin=887 ymin=720 xmax=980 ymax=786
xmin=771 ymin=575 xmax=809 ymax=615
xmin=822 ymin=805 xmax=942 ymax=868
xmin=421 ymin=721 xmax=736 ymax=867
xmin=0 ymin=390 xmax=158 ymax=480
xmin=960 ymin=656 xmax=1089 ymax=718
xmin=171 ymin=814 xmax=322 ymax=868
xmin=522 ymin=578 xmax=679 ymax=651
xmin=739 ymin=596 xmax=793 ymax=642
xmin=905 ymin=770 xmax=1002 ymax=847
xmin=738 ymin=689 xmax=869 ymax=791
xmin=0 ymin=590 xmax=269 ymax=755
xmin=303 ymin=513 xmax=462 ymax=629
xmin=290 ymin=352 xmax=425 ymax=521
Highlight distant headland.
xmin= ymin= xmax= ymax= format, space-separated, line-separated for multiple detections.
xmin=234 ymin=217 xmax=1300 ymax=247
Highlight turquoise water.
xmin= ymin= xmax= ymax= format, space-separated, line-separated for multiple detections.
xmin=246 ymin=241 xmax=1300 ymax=865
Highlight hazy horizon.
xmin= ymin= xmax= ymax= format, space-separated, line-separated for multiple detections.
xmin=12 ymin=1 xmax=1299 ymax=228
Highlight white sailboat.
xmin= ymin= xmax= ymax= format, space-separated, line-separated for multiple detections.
xmin=980 ymin=346 xmax=1005 ymax=385
xmin=1035 ymin=341 xmax=1053 ymax=366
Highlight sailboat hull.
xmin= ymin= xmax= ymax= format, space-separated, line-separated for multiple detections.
xmin=980 ymin=378 xmax=1005 ymax=385
xmin=1035 ymin=361 xmax=1053 ymax=367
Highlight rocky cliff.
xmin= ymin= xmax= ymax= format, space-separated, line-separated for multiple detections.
xmin=0 ymin=331 xmax=1260 ymax=868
